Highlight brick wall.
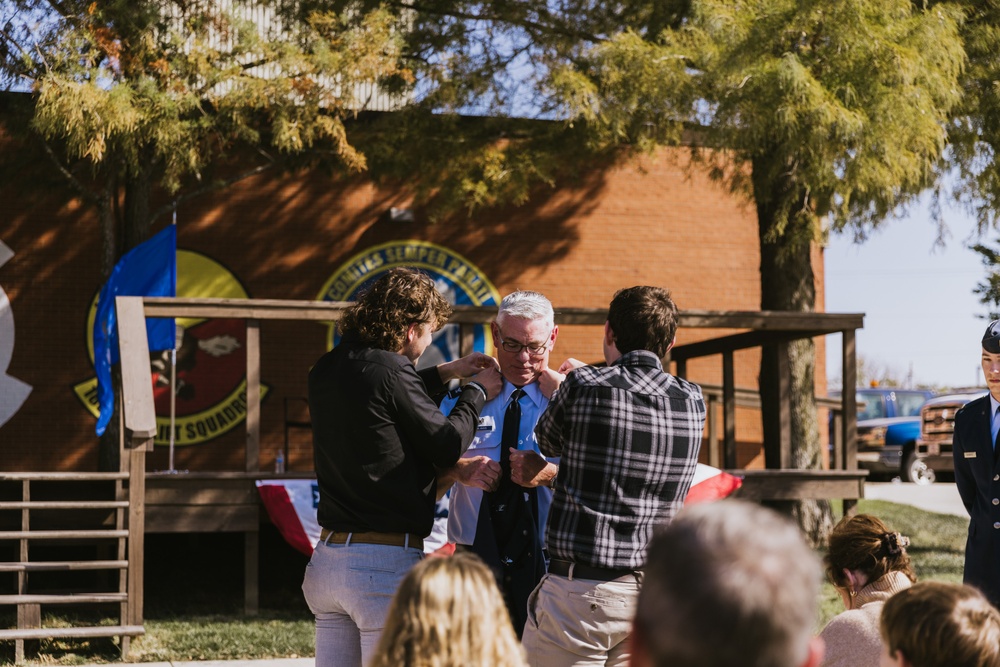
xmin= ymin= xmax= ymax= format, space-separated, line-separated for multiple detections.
xmin=0 ymin=145 xmax=828 ymax=472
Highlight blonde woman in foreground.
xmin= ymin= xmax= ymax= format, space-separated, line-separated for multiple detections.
xmin=369 ymin=552 xmax=526 ymax=667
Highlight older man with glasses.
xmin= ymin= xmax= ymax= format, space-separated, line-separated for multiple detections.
xmin=438 ymin=290 xmax=563 ymax=637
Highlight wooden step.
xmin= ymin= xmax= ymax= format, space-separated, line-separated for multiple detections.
xmin=0 ymin=501 xmax=128 ymax=510
xmin=0 ymin=530 xmax=128 ymax=540
xmin=0 ymin=593 xmax=127 ymax=605
xmin=0 ymin=560 xmax=128 ymax=572
xmin=0 ymin=473 xmax=127 ymax=482
xmin=0 ymin=625 xmax=144 ymax=641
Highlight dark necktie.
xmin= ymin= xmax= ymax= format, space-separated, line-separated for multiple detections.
xmin=469 ymin=387 xmax=543 ymax=638
xmin=498 ymin=389 xmax=525 ymax=481
xmin=472 ymin=389 xmax=525 ymax=555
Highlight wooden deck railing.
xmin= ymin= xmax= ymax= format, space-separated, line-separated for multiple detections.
xmin=0 ymin=473 xmax=144 ymax=660
xmin=110 ymin=296 xmax=865 ymax=621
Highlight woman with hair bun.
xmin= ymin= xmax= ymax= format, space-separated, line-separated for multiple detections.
xmin=819 ymin=514 xmax=916 ymax=667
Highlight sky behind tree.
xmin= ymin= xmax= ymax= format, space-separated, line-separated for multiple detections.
xmin=825 ymin=190 xmax=990 ymax=391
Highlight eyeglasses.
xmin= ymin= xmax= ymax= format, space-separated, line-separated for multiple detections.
xmin=496 ymin=326 xmax=552 ymax=357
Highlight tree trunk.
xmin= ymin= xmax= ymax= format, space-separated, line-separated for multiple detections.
xmin=122 ymin=165 xmax=153 ymax=251
xmin=752 ymin=154 xmax=833 ymax=547
xmin=98 ymin=187 xmax=116 ymax=283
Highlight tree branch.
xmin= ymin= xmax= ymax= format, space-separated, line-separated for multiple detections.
xmin=38 ymin=138 xmax=99 ymax=205
xmin=149 ymin=160 xmax=279 ymax=224
xmin=385 ymin=0 xmax=604 ymax=45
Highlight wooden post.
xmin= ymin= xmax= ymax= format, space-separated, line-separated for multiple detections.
xmin=16 ymin=479 xmax=36 ymax=663
xmin=246 ymin=319 xmax=260 ymax=473
xmin=127 ymin=447 xmax=146 ymax=628
xmin=832 ymin=412 xmax=844 ymax=471
xmin=244 ymin=529 xmax=259 ymax=616
xmin=116 ymin=298 xmax=157 ymax=444
xmin=842 ymin=329 xmax=860 ymax=514
xmin=842 ymin=330 xmax=858 ymax=471
xmin=244 ymin=319 xmax=261 ymax=616
xmin=115 ymin=296 xmax=154 ymax=648
xmin=723 ymin=351 xmax=737 ymax=469
xmin=707 ymin=395 xmax=719 ymax=469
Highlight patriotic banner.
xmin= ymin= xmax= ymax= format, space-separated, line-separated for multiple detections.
xmin=258 ymin=466 xmax=740 ymax=558
xmin=686 ymin=464 xmax=743 ymax=504
xmin=256 ymin=480 xmax=321 ymax=556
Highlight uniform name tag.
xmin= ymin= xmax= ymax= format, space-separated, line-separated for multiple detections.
xmin=964 ymin=452 xmax=977 ymax=459
xmin=477 ymin=416 xmax=496 ymax=432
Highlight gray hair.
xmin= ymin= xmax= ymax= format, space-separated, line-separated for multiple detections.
xmin=496 ymin=291 xmax=553 ymax=327
xmin=636 ymin=500 xmax=822 ymax=667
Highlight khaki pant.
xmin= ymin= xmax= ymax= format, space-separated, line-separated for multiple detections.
xmin=522 ymin=572 xmax=639 ymax=667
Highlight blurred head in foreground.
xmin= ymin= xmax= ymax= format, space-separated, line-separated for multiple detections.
xmin=880 ymin=581 xmax=1000 ymax=667
xmin=631 ymin=500 xmax=825 ymax=667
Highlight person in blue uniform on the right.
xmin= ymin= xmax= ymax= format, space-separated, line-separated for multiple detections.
xmin=953 ymin=319 xmax=1000 ymax=608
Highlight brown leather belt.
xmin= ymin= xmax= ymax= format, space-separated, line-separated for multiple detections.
xmin=319 ymin=527 xmax=423 ymax=550
xmin=548 ymin=559 xmax=641 ymax=582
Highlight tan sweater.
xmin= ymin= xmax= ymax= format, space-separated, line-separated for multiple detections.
xmin=819 ymin=570 xmax=913 ymax=667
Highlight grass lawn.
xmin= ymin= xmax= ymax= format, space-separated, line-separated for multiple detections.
xmin=0 ymin=499 xmax=969 ymax=665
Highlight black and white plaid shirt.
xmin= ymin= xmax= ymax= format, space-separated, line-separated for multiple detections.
xmin=537 ymin=350 xmax=706 ymax=570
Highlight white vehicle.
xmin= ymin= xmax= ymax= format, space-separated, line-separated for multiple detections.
xmin=915 ymin=390 xmax=989 ymax=484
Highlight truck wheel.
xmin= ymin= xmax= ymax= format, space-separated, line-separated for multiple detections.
xmin=903 ymin=450 xmax=936 ymax=485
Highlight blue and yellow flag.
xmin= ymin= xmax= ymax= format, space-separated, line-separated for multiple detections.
xmin=93 ymin=225 xmax=177 ymax=436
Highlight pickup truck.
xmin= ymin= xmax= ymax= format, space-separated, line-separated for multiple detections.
xmin=836 ymin=388 xmax=936 ymax=483
xmin=915 ymin=390 xmax=988 ymax=483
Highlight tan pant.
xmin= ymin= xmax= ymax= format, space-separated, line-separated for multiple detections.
xmin=522 ymin=572 xmax=639 ymax=667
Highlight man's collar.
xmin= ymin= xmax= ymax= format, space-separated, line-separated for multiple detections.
xmin=612 ymin=349 xmax=664 ymax=369
xmin=990 ymin=393 xmax=1000 ymax=419
xmin=502 ymin=378 xmax=544 ymax=407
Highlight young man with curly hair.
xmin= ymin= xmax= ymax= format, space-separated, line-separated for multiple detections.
xmin=302 ymin=267 xmax=503 ymax=667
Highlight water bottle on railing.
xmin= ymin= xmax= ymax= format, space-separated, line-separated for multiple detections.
xmin=275 ymin=449 xmax=286 ymax=474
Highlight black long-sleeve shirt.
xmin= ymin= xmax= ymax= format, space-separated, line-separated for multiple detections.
xmin=308 ymin=336 xmax=485 ymax=537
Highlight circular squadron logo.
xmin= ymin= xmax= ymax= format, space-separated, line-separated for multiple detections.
xmin=317 ymin=240 xmax=500 ymax=365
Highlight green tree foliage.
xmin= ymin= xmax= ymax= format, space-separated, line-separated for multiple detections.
xmin=681 ymin=0 xmax=964 ymax=538
xmin=946 ymin=1 xmax=1000 ymax=325
xmin=972 ymin=238 xmax=1000 ymax=320
xmin=944 ymin=0 xmax=1000 ymax=232
xmin=0 ymin=0 xmax=405 ymax=273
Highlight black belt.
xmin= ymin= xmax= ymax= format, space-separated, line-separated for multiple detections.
xmin=548 ymin=559 xmax=641 ymax=582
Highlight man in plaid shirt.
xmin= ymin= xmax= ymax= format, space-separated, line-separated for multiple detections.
xmin=521 ymin=286 xmax=706 ymax=667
